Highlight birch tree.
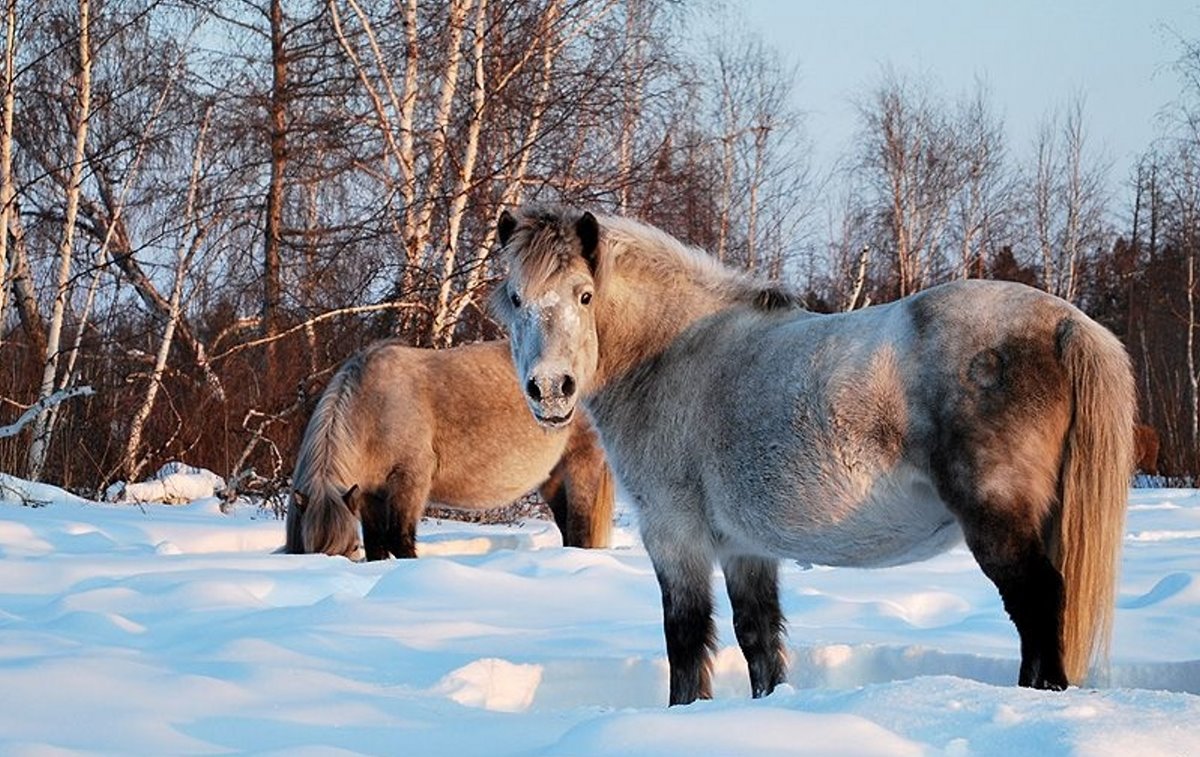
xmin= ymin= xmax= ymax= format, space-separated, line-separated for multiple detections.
xmin=1027 ymin=96 xmax=1110 ymax=303
xmin=430 ymin=0 xmax=488 ymax=346
xmin=26 ymin=0 xmax=91 ymax=481
xmin=705 ymin=29 xmax=809 ymax=275
xmin=0 ymin=0 xmax=16 ymax=330
xmin=121 ymin=108 xmax=212 ymax=481
xmin=855 ymin=71 xmax=964 ymax=297
xmin=951 ymin=81 xmax=1011 ymax=279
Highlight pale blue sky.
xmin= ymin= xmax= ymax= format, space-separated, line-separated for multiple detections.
xmin=738 ymin=0 xmax=1199 ymax=186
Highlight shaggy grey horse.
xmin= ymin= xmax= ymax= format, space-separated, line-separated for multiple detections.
xmin=493 ymin=204 xmax=1135 ymax=706
xmin=285 ymin=339 xmax=613 ymax=560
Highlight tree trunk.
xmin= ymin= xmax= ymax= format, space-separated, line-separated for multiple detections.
xmin=1188 ymin=242 xmax=1199 ymax=469
xmin=442 ymin=0 xmax=563 ymax=336
xmin=407 ymin=0 xmax=470 ymax=323
xmin=617 ymin=0 xmax=643 ymax=214
xmin=262 ymin=0 xmax=287 ymax=385
xmin=4 ymin=208 xmax=46 ymax=359
xmin=431 ymin=0 xmax=488 ymax=346
xmin=27 ymin=0 xmax=92 ymax=481
xmin=0 ymin=0 xmax=16 ymax=328
xmin=122 ymin=109 xmax=211 ymax=481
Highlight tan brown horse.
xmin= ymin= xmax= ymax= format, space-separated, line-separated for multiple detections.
xmin=284 ymin=339 xmax=613 ymax=559
xmin=1134 ymin=423 xmax=1161 ymax=476
xmin=494 ymin=204 xmax=1135 ymax=705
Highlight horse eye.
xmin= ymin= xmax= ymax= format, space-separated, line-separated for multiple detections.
xmin=580 ymin=291 xmax=592 ymax=306
xmin=510 ymin=291 xmax=522 ymax=308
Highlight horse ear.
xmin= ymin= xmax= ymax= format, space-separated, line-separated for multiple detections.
xmin=754 ymin=286 xmax=799 ymax=311
xmin=498 ymin=210 xmax=517 ymax=247
xmin=341 ymin=484 xmax=360 ymax=512
xmin=577 ymin=211 xmax=600 ymax=273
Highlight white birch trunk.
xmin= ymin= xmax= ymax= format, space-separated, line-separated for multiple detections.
xmin=0 ymin=0 xmax=16 ymax=327
xmin=746 ymin=123 xmax=767 ymax=271
xmin=617 ymin=0 xmax=643 ymax=214
xmin=26 ymin=0 xmax=91 ymax=481
xmin=1189 ymin=242 xmax=1199 ymax=464
xmin=327 ymin=0 xmax=421 ymax=305
xmin=1062 ymin=104 xmax=1085 ymax=303
xmin=121 ymin=109 xmax=211 ymax=481
xmin=408 ymin=0 xmax=470 ymax=280
xmin=716 ymin=120 xmax=735 ymax=261
xmin=1033 ymin=123 xmax=1056 ymax=295
xmin=442 ymin=0 xmax=563 ymax=335
xmin=431 ymin=0 xmax=488 ymax=346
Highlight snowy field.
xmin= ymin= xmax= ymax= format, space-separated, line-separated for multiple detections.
xmin=0 ymin=472 xmax=1197 ymax=756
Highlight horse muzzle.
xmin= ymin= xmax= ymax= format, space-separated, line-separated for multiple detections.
xmin=531 ymin=404 xmax=575 ymax=429
xmin=524 ymin=371 xmax=577 ymax=427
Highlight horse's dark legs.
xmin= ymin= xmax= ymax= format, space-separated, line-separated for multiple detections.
xmin=542 ymin=421 xmax=609 ymax=549
xmin=721 ymin=555 xmax=787 ymax=698
xmin=359 ymin=493 xmax=390 ymax=561
xmin=380 ymin=464 xmax=432 ymax=559
xmin=649 ymin=548 xmax=716 ymax=705
xmin=537 ymin=467 xmax=572 ymax=545
xmin=355 ymin=463 xmax=432 ymax=561
xmin=956 ymin=507 xmax=1068 ymax=690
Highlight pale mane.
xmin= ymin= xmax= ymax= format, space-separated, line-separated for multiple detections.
xmin=501 ymin=204 xmax=797 ymax=311
xmin=596 ymin=213 xmax=797 ymax=310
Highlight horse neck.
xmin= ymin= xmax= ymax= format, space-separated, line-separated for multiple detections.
xmin=592 ymin=259 xmax=734 ymax=388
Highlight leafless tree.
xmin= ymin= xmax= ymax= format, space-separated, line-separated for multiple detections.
xmin=704 ymin=25 xmax=810 ymax=277
xmin=0 ymin=0 xmax=16 ymax=331
xmin=1026 ymin=95 xmax=1111 ymax=303
xmin=26 ymin=0 xmax=92 ymax=481
xmin=853 ymin=70 xmax=965 ymax=297
xmin=949 ymin=79 xmax=1013 ymax=280
xmin=121 ymin=107 xmax=213 ymax=481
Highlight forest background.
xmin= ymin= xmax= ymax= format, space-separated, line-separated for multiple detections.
xmin=1 ymin=0 xmax=1197 ymax=497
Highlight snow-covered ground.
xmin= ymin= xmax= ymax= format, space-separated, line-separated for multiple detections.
xmin=0 ymin=472 xmax=1197 ymax=756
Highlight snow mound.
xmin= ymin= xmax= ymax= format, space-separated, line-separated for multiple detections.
xmin=434 ymin=658 xmax=544 ymax=712
xmin=106 ymin=462 xmax=226 ymax=504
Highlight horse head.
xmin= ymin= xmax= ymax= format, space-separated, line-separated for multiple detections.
xmin=493 ymin=205 xmax=602 ymax=429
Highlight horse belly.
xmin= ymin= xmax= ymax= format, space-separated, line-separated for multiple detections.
xmin=733 ymin=464 xmax=963 ymax=569
xmin=429 ymin=432 xmax=567 ymax=509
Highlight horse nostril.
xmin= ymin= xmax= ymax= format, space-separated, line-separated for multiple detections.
xmin=562 ymin=374 xmax=576 ymax=398
xmin=526 ymin=377 xmax=542 ymax=402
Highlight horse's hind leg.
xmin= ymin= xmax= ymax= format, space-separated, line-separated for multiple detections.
xmin=954 ymin=503 xmax=1067 ymax=690
xmin=721 ymin=554 xmax=787 ymax=698
xmin=544 ymin=422 xmax=610 ymax=548
xmin=537 ymin=467 xmax=571 ymax=544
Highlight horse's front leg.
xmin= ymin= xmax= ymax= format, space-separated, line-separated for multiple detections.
xmin=359 ymin=493 xmax=390 ymax=561
xmin=379 ymin=461 xmax=433 ymax=559
xmin=722 ymin=554 xmax=787 ymax=697
xmin=645 ymin=526 xmax=716 ymax=706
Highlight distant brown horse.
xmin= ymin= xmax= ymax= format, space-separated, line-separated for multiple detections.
xmin=1134 ymin=423 xmax=1161 ymax=476
xmin=285 ymin=339 xmax=613 ymax=559
xmin=495 ymin=203 xmax=1135 ymax=705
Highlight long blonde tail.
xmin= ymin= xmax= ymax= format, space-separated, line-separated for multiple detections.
xmin=1056 ymin=316 xmax=1135 ymax=683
